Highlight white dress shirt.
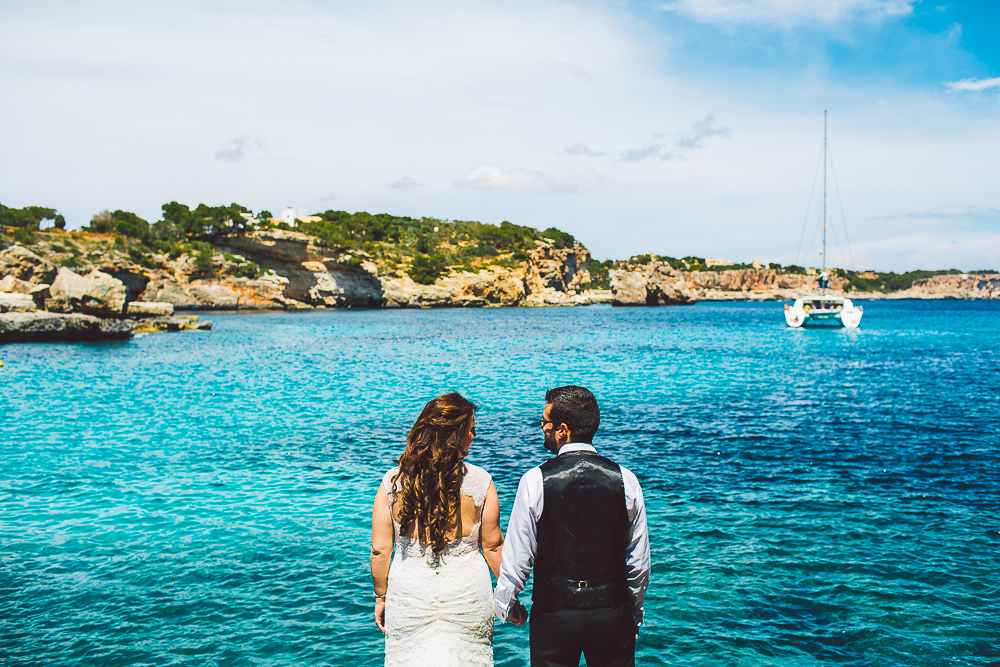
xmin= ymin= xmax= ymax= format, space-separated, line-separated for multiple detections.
xmin=493 ymin=443 xmax=651 ymax=625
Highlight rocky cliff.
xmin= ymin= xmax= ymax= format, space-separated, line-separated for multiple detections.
xmin=683 ymin=268 xmax=850 ymax=301
xmin=887 ymin=273 xmax=1000 ymax=299
xmin=0 ymin=245 xmax=210 ymax=342
xmin=381 ymin=242 xmax=602 ymax=308
xmin=609 ymin=263 xmax=698 ymax=306
xmin=3 ymin=230 xmax=607 ymax=311
xmin=7 ymin=230 xmax=999 ymax=323
xmin=609 ymin=260 xmax=999 ymax=305
xmin=126 ymin=230 xmax=380 ymax=310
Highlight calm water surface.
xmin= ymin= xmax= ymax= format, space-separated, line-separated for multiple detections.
xmin=2 ymin=301 xmax=998 ymax=666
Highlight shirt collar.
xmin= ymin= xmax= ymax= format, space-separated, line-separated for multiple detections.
xmin=557 ymin=443 xmax=597 ymax=455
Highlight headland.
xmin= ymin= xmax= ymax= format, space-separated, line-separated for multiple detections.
xmin=2 ymin=205 xmax=997 ymax=343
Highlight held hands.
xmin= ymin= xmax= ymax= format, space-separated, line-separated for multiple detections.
xmin=374 ymin=598 xmax=386 ymax=634
xmin=509 ymin=601 xmax=528 ymax=627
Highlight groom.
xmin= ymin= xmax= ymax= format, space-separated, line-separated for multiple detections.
xmin=495 ymin=386 xmax=650 ymax=666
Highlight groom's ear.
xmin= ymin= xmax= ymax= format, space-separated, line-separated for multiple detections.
xmin=557 ymin=422 xmax=571 ymax=442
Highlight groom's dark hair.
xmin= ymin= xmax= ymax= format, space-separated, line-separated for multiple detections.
xmin=545 ymin=385 xmax=600 ymax=443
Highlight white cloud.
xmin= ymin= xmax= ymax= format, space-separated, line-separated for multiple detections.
xmin=386 ymin=176 xmax=422 ymax=190
xmin=619 ymin=143 xmax=666 ymax=161
xmin=564 ymin=143 xmax=606 ymax=157
xmin=848 ymin=231 xmax=1000 ymax=272
xmin=945 ymin=77 xmax=1000 ymax=92
xmin=0 ymin=0 xmax=997 ymax=272
xmin=214 ymin=136 xmax=264 ymax=163
xmin=899 ymin=207 xmax=1000 ymax=220
xmin=676 ymin=113 xmax=730 ymax=149
xmin=456 ymin=165 xmax=566 ymax=193
xmin=660 ymin=0 xmax=915 ymax=26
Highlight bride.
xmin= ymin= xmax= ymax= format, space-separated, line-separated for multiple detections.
xmin=370 ymin=393 xmax=506 ymax=666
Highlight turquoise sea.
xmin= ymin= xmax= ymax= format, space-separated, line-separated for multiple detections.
xmin=2 ymin=301 xmax=998 ymax=666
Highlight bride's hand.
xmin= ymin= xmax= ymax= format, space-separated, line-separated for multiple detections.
xmin=374 ymin=598 xmax=386 ymax=633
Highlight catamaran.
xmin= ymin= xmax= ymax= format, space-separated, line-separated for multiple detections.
xmin=784 ymin=110 xmax=864 ymax=329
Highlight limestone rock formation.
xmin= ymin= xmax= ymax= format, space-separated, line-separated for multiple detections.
xmin=97 ymin=261 xmax=150 ymax=303
xmin=890 ymin=273 xmax=1000 ymax=299
xmin=223 ymin=229 xmax=330 ymax=264
xmin=610 ymin=261 xmax=868 ymax=303
xmin=0 ymin=311 xmax=212 ymax=342
xmin=610 ymin=263 xmax=698 ymax=306
xmin=0 ymin=246 xmax=57 ymax=287
xmin=0 ymin=275 xmax=33 ymax=294
xmin=137 ymin=274 xmax=289 ymax=310
xmin=0 ymin=292 xmax=37 ymax=313
xmin=526 ymin=245 xmax=591 ymax=294
xmin=380 ymin=244 xmax=595 ymax=308
xmin=684 ymin=269 xmax=849 ymax=300
xmin=0 ymin=243 xmax=215 ymax=342
xmin=0 ymin=311 xmax=133 ymax=342
xmin=220 ymin=231 xmax=383 ymax=308
xmin=285 ymin=261 xmax=383 ymax=308
xmin=28 ymin=284 xmax=51 ymax=309
xmin=382 ymin=268 xmax=527 ymax=308
xmin=126 ymin=301 xmax=175 ymax=317
xmin=131 ymin=315 xmax=212 ymax=333
xmin=48 ymin=268 xmax=129 ymax=317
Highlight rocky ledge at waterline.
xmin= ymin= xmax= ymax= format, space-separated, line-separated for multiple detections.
xmin=0 ymin=246 xmax=210 ymax=343
xmin=607 ymin=259 xmax=1000 ymax=305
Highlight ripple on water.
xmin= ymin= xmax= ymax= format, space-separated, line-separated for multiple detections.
xmin=2 ymin=301 xmax=999 ymax=666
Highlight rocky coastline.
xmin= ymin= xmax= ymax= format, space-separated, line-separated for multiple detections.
xmin=3 ymin=230 xmax=610 ymax=314
xmin=2 ymin=228 xmax=998 ymax=345
xmin=0 ymin=245 xmax=211 ymax=343
xmin=608 ymin=260 xmax=1000 ymax=305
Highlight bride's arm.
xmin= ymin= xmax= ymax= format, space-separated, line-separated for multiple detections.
xmin=370 ymin=482 xmax=394 ymax=632
xmin=480 ymin=481 xmax=504 ymax=580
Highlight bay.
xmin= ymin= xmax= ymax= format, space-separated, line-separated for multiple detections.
xmin=2 ymin=300 xmax=998 ymax=666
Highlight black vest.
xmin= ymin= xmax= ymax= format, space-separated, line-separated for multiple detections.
xmin=532 ymin=450 xmax=630 ymax=609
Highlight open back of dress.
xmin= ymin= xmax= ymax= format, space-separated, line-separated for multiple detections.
xmin=381 ymin=463 xmax=495 ymax=667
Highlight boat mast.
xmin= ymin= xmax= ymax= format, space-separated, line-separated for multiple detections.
xmin=822 ymin=109 xmax=827 ymax=296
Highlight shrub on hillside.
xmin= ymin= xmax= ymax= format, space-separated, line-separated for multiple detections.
xmin=411 ymin=254 xmax=447 ymax=285
xmin=0 ymin=205 xmax=62 ymax=231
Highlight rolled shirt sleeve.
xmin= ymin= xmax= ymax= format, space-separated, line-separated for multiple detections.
xmin=493 ymin=467 xmax=542 ymax=622
xmin=621 ymin=466 xmax=651 ymax=625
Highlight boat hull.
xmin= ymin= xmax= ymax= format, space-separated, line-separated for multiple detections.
xmin=784 ymin=297 xmax=863 ymax=329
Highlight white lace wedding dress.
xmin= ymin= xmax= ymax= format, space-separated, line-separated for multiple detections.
xmin=381 ymin=463 xmax=495 ymax=667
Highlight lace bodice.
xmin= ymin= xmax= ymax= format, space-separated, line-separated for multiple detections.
xmin=381 ymin=463 xmax=493 ymax=560
xmin=381 ymin=462 xmax=496 ymax=666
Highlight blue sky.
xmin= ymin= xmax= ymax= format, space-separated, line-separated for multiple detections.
xmin=1 ymin=0 xmax=998 ymax=271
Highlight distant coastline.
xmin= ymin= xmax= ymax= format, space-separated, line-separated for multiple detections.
xmin=1 ymin=205 xmax=998 ymax=320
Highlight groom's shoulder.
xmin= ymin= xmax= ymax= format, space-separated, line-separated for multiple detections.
xmin=516 ymin=463 xmax=545 ymax=486
xmin=618 ymin=463 xmax=641 ymax=486
xmin=596 ymin=455 xmax=641 ymax=490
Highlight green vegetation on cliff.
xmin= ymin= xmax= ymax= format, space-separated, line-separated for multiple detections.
xmin=0 ymin=203 xmax=580 ymax=285
xmin=833 ymin=268 xmax=966 ymax=292
xmin=5 ymin=202 xmax=987 ymax=293
xmin=295 ymin=211 xmax=576 ymax=278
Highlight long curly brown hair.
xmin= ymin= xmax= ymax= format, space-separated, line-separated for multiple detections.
xmin=392 ymin=392 xmax=477 ymax=553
